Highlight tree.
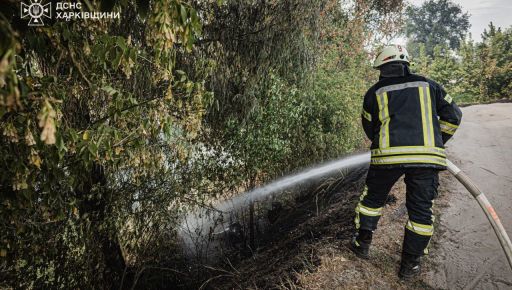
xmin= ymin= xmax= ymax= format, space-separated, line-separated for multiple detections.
xmin=405 ymin=0 xmax=470 ymax=56
xmin=1 ymin=1 xmax=206 ymax=287
xmin=1 ymin=0 xmax=408 ymax=288
xmin=477 ymin=23 xmax=512 ymax=100
xmin=412 ymin=43 xmax=431 ymax=76
xmin=455 ymin=38 xmax=482 ymax=101
xmin=427 ymin=44 xmax=460 ymax=93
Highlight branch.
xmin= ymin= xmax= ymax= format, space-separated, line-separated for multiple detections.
xmin=67 ymin=46 xmax=92 ymax=87
xmin=90 ymin=95 xmax=162 ymax=126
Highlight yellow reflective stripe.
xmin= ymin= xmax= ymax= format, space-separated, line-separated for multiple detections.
xmin=439 ymin=120 xmax=458 ymax=135
xmin=375 ymin=81 xmax=430 ymax=95
xmin=419 ymin=87 xmax=429 ymax=146
xmin=444 ymin=94 xmax=453 ymax=104
xmin=426 ymin=87 xmax=435 ymax=146
xmin=406 ymin=220 xmax=434 ymax=236
xmin=356 ymin=202 xmax=382 ymax=217
xmin=425 ymin=207 xmax=435 ymax=254
xmin=419 ymin=86 xmax=435 ymax=147
xmin=362 ymin=109 xmax=372 ymax=122
xmin=376 ymin=92 xmax=390 ymax=148
xmin=371 ymin=155 xmax=447 ymax=167
xmin=440 ymin=126 xmax=456 ymax=135
xmin=355 ymin=187 xmax=368 ymax=229
xmin=371 ymin=146 xmax=445 ymax=157
xmin=358 ymin=207 xmax=381 ymax=216
xmin=359 ymin=186 xmax=368 ymax=201
xmin=439 ymin=120 xmax=458 ymax=129
xmin=354 ymin=211 xmax=360 ymax=229
xmin=383 ymin=92 xmax=390 ymax=148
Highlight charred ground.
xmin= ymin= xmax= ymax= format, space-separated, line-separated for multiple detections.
xmin=202 ymin=171 xmax=455 ymax=290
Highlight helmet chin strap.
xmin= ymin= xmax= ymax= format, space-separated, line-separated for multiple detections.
xmin=379 ymin=63 xmax=407 ymax=78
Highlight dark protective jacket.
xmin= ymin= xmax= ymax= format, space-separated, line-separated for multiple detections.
xmin=361 ymin=71 xmax=462 ymax=169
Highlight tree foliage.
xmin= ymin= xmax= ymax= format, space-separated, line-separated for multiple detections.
xmin=405 ymin=0 xmax=470 ymax=56
xmin=1 ymin=1 xmax=206 ymax=287
xmin=0 ymin=0 xmax=404 ymax=288
xmin=477 ymin=23 xmax=512 ymax=100
xmin=413 ymin=23 xmax=512 ymax=103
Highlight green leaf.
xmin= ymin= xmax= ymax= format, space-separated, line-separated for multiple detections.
xmin=101 ymin=86 xmax=118 ymax=96
xmin=88 ymin=142 xmax=98 ymax=157
xmin=180 ymin=5 xmax=188 ymax=23
xmin=57 ymin=134 xmax=67 ymax=159
xmin=116 ymin=37 xmax=127 ymax=51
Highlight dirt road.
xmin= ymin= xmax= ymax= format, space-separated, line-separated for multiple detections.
xmin=426 ymin=103 xmax=512 ymax=289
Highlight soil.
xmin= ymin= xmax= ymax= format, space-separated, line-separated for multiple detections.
xmin=204 ymin=103 xmax=512 ymax=290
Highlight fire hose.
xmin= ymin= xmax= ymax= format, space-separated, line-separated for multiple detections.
xmin=446 ymin=159 xmax=512 ymax=270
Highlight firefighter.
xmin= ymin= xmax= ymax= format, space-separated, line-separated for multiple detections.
xmin=349 ymin=45 xmax=462 ymax=279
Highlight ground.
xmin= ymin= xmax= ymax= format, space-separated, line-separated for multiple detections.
xmin=209 ymin=103 xmax=512 ymax=290
xmin=424 ymin=103 xmax=512 ymax=289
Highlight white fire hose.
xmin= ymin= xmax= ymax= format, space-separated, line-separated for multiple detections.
xmin=446 ymin=159 xmax=512 ymax=270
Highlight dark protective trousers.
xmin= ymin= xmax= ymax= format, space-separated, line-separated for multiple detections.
xmin=354 ymin=167 xmax=440 ymax=256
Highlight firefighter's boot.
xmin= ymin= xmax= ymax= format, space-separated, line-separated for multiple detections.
xmin=349 ymin=229 xmax=372 ymax=259
xmin=398 ymin=252 xmax=422 ymax=280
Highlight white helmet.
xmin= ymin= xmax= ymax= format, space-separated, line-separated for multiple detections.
xmin=373 ymin=45 xmax=410 ymax=68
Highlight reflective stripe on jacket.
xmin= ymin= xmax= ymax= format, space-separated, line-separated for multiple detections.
xmin=361 ymin=73 xmax=462 ymax=169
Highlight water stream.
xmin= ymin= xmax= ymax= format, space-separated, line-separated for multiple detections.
xmin=178 ymin=151 xmax=371 ymax=261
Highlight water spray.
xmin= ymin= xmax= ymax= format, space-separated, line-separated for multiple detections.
xmin=214 ymin=152 xmax=371 ymax=212
xmin=178 ymin=152 xmax=371 ymax=260
xmin=178 ymin=151 xmax=512 ymax=272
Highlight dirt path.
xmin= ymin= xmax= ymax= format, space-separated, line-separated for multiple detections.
xmin=425 ymin=103 xmax=512 ymax=289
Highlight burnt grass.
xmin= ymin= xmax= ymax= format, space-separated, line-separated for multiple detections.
xmin=133 ymin=166 xmax=441 ymax=290
xmin=203 ymin=168 xmax=368 ymax=289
